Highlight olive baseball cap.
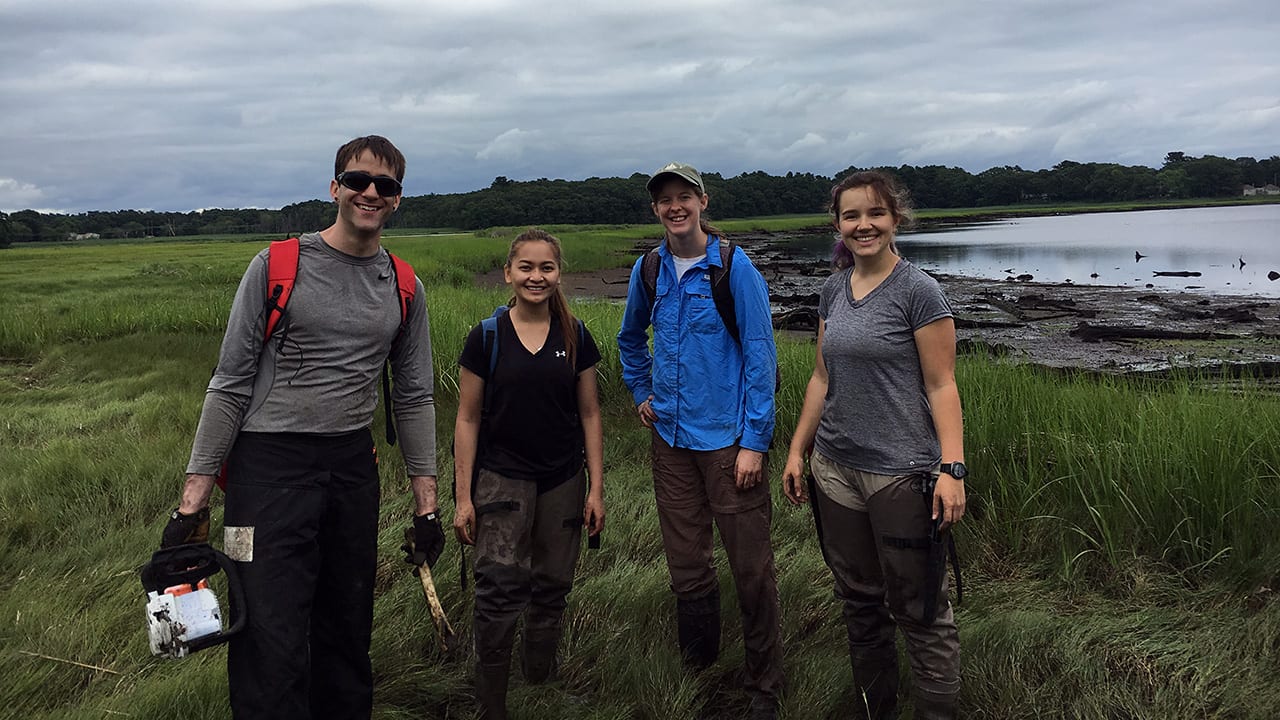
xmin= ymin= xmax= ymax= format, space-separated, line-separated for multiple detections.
xmin=646 ymin=162 xmax=704 ymax=195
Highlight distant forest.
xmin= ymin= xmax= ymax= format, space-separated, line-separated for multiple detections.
xmin=3 ymin=152 xmax=1278 ymax=245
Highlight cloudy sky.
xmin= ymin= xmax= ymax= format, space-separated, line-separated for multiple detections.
xmin=2 ymin=0 xmax=1277 ymax=214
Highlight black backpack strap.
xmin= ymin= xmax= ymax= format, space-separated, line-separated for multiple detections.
xmin=381 ymin=366 xmax=397 ymax=446
xmin=643 ymin=240 xmax=739 ymax=344
xmin=640 ymin=248 xmax=661 ymax=314
xmin=709 ymin=239 xmax=739 ymax=343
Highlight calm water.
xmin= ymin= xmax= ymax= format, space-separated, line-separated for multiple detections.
xmin=794 ymin=205 xmax=1280 ymax=297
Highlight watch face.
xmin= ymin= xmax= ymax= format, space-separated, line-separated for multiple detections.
xmin=946 ymin=462 xmax=968 ymax=479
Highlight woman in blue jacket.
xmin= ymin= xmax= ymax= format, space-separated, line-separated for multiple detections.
xmin=617 ymin=162 xmax=783 ymax=720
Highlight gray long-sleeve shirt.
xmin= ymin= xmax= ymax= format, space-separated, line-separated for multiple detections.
xmin=186 ymin=233 xmax=437 ymax=477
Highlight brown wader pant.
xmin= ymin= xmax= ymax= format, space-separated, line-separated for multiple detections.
xmin=471 ymin=467 xmax=586 ymax=718
xmin=809 ymin=451 xmax=961 ymax=719
xmin=651 ymin=432 xmax=785 ymax=703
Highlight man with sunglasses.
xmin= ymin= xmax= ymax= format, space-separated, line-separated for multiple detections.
xmin=161 ymin=135 xmax=443 ymax=720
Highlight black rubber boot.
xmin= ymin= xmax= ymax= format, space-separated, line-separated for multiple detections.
xmin=912 ymin=690 xmax=958 ymax=720
xmin=520 ymin=626 xmax=561 ymax=684
xmin=747 ymin=692 xmax=778 ymax=720
xmin=474 ymin=661 xmax=510 ymax=720
xmin=676 ymin=588 xmax=721 ymax=671
xmin=850 ymin=649 xmax=899 ymax=720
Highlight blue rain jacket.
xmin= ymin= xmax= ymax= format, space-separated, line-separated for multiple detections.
xmin=617 ymin=235 xmax=776 ymax=452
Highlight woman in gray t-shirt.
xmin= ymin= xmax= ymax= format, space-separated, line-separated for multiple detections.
xmin=781 ymin=171 xmax=967 ymax=719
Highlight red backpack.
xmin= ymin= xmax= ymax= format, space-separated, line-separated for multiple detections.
xmin=215 ymin=237 xmax=417 ymax=489
xmin=262 ymin=237 xmax=416 ymax=341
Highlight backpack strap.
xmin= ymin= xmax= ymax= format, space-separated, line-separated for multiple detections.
xmin=481 ymin=306 xmax=508 ymax=413
xmin=709 ymin=239 xmax=739 ymax=343
xmin=263 ymin=237 xmax=301 ymax=341
xmin=641 ymin=238 xmax=739 ymax=343
xmin=380 ymin=251 xmax=418 ymax=447
xmin=640 ymin=247 xmax=662 ymax=313
xmin=388 ymin=252 xmax=416 ymax=331
xmin=218 ymin=237 xmax=300 ymax=491
xmin=482 ymin=308 xmax=506 ymax=378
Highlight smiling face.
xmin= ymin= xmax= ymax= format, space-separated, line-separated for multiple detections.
xmin=504 ymin=238 xmax=561 ymax=307
xmin=650 ymin=176 xmax=709 ymax=242
xmin=834 ymin=185 xmax=900 ymax=262
xmin=330 ymin=150 xmax=401 ymax=239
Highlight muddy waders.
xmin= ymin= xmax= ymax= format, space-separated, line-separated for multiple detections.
xmin=808 ymin=454 xmax=961 ymax=720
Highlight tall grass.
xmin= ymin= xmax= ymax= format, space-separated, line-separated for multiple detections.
xmin=1 ymin=234 xmax=1278 ymax=718
xmin=957 ymin=362 xmax=1280 ymax=588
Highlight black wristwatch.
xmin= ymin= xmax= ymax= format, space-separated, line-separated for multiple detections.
xmin=939 ymin=462 xmax=968 ymax=480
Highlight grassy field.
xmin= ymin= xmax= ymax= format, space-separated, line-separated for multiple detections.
xmin=1 ymin=229 xmax=1278 ymax=719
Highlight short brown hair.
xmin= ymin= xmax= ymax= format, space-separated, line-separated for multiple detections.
xmin=334 ymin=135 xmax=406 ymax=182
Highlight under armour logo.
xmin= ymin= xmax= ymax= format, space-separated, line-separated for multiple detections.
xmin=555 ymin=350 xmax=567 ymax=358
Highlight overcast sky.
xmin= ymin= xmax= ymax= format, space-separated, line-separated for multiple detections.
xmin=2 ymin=0 xmax=1277 ymax=214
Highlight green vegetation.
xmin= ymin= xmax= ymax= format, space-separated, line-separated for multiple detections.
xmin=2 ymin=232 xmax=1277 ymax=719
xmin=4 ymin=151 xmax=1278 ymax=242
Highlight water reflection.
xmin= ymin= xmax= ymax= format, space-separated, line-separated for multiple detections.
xmin=783 ymin=205 xmax=1280 ymax=297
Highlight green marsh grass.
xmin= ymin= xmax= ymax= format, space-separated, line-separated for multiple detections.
xmin=2 ymin=232 xmax=1278 ymax=718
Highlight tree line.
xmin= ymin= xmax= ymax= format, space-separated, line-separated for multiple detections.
xmin=3 ymin=152 xmax=1277 ymax=246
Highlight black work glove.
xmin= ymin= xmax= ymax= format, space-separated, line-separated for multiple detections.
xmin=160 ymin=507 xmax=210 ymax=548
xmin=402 ymin=512 xmax=445 ymax=569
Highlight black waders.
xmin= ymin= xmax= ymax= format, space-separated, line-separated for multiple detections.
xmin=676 ymin=588 xmax=721 ymax=670
xmin=520 ymin=625 xmax=561 ymax=684
xmin=850 ymin=647 xmax=900 ymax=720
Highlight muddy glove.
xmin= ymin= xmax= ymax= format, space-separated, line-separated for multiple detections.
xmin=402 ymin=512 xmax=445 ymax=569
xmin=160 ymin=507 xmax=210 ymax=548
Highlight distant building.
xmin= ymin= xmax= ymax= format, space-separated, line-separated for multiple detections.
xmin=69 ymin=232 xmax=101 ymax=240
xmin=1242 ymin=184 xmax=1280 ymax=196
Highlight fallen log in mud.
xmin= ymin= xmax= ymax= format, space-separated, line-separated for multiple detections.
xmin=1070 ymin=322 xmax=1242 ymax=343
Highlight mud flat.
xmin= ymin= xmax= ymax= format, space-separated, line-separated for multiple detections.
xmin=484 ymin=237 xmax=1280 ymax=379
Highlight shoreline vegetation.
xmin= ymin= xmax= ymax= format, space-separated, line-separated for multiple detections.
xmin=5 ymin=149 xmax=1279 ymax=242
xmin=1 ymin=213 xmax=1278 ymax=718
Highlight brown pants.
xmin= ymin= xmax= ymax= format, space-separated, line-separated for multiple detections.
xmin=810 ymin=452 xmax=961 ymax=702
xmin=651 ymin=432 xmax=785 ymax=699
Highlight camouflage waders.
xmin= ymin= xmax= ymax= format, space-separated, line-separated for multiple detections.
xmin=809 ymin=451 xmax=961 ymax=719
xmin=471 ymin=467 xmax=587 ymax=718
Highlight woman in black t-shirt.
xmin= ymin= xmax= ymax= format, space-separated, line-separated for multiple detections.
xmin=452 ymin=228 xmax=605 ymax=720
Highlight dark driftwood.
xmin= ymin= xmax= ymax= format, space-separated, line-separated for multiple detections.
xmin=773 ymin=307 xmax=820 ymax=332
xmin=955 ymin=317 xmax=1024 ymax=329
xmin=1070 ymin=322 xmax=1242 ymax=343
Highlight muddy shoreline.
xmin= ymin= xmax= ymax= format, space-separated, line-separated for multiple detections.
xmin=480 ymin=233 xmax=1280 ymax=378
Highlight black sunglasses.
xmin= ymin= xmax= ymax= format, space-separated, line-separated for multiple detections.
xmin=336 ymin=171 xmax=403 ymax=197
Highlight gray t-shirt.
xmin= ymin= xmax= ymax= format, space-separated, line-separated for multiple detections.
xmin=186 ymin=232 xmax=437 ymax=477
xmin=815 ymin=259 xmax=952 ymax=475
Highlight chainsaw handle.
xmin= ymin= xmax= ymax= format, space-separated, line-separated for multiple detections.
xmin=141 ymin=543 xmax=247 ymax=649
xmin=188 ymin=546 xmax=246 ymax=651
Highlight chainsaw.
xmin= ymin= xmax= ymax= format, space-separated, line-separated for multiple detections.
xmin=140 ymin=543 xmax=246 ymax=659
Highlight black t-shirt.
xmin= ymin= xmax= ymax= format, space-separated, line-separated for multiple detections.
xmin=458 ymin=312 xmax=601 ymax=488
